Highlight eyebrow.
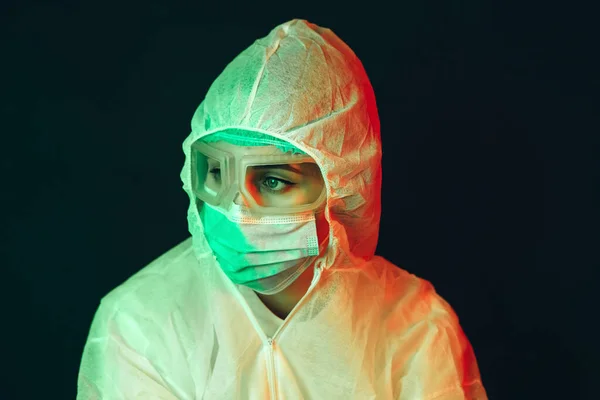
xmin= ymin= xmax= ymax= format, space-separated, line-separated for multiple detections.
xmin=252 ymin=164 xmax=303 ymax=174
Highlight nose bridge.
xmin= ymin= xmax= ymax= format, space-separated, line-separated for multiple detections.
xmin=218 ymin=162 xmax=247 ymax=208
xmin=233 ymin=192 xmax=244 ymax=205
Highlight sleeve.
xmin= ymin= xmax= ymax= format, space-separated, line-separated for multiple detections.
xmin=394 ymin=316 xmax=488 ymax=400
xmin=76 ymin=300 xmax=180 ymax=400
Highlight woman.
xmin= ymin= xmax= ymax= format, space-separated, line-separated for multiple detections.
xmin=77 ymin=19 xmax=488 ymax=399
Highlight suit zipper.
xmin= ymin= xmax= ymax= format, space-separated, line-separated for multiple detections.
xmin=266 ymin=338 xmax=277 ymax=399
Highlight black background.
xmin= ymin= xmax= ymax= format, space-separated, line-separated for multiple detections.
xmin=2 ymin=0 xmax=597 ymax=399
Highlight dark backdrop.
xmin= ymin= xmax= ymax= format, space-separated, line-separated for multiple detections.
xmin=2 ymin=1 xmax=597 ymax=399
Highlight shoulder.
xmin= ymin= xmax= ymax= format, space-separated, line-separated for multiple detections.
xmin=87 ymin=236 xmax=210 ymax=355
xmin=367 ymin=256 xmax=455 ymax=324
xmin=79 ymin=237 xmax=203 ymax=398
xmin=366 ymin=256 xmax=470 ymax=354
xmin=99 ymin=237 xmax=198 ymax=315
xmin=370 ymin=258 xmax=486 ymax=398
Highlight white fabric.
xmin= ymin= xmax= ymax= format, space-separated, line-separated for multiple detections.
xmin=200 ymin=202 xmax=321 ymax=295
xmin=77 ymin=19 xmax=488 ymax=399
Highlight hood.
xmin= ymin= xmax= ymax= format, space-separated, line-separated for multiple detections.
xmin=180 ymin=19 xmax=382 ymax=270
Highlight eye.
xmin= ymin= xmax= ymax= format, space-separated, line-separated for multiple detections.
xmin=209 ymin=168 xmax=221 ymax=181
xmin=261 ymin=176 xmax=293 ymax=192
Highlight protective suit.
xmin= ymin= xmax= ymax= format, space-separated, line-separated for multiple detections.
xmin=77 ymin=19 xmax=488 ymax=399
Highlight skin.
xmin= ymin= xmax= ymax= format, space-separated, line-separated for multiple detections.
xmin=202 ymin=142 xmax=330 ymax=320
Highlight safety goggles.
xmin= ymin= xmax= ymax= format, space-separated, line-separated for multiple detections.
xmin=191 ymin=139 xmax=326 ymax=215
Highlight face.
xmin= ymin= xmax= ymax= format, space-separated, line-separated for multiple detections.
xmin=200 ymin=141 xmax=330 ymax=246
xmin=203 ymin=142 xmax=326 ymax=210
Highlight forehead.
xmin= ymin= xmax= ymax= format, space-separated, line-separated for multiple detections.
xmin=206 ymin=140 xmax=313 ymax=159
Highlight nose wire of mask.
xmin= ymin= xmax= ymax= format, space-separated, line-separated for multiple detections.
xmin=199 ymin=202 xmax=321 ymax=294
